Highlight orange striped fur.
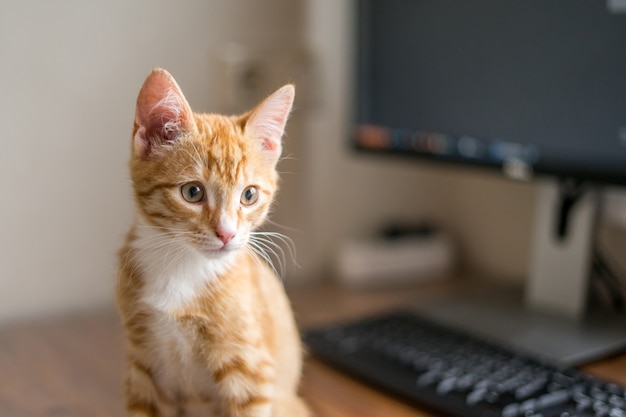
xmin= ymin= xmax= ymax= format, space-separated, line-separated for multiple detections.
xmin=117 ymin=69 xmax=309 ymax=417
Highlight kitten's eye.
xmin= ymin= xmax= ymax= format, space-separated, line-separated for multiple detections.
xmin=181 ymin=182 xmax=205 ymax=203
xmin=240 ymin=186 xmax=259 ymax=206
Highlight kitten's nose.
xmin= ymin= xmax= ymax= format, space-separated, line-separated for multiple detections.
xmin=216 ymin=228 xmax=235 ymax=245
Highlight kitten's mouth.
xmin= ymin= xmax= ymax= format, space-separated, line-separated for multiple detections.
xmin=204 ymin=244 xmax=236 ymax=256
xmin=197 ymin=237 xmax=245 ymax=258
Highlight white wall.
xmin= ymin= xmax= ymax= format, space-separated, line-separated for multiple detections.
xmin=0 ymin=0 xmax=304 ymax=323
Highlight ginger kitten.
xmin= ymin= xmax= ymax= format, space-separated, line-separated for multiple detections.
xmin=117 ymin=68 xmax=309 ymax=417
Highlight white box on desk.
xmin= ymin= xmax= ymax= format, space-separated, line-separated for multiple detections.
xmin=336 ymin=231 xmax=455 ymax=289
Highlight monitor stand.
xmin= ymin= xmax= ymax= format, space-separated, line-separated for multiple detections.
xmin=411 ymin=179 xmax=626 ymax=366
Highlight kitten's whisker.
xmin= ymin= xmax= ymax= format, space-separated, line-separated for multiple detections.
xmin=276 ymin=169 xmax=297 ymax=176
xmin=251 ymin=237 xmax=285 ymax=277
xmin=248 ymin=240 xmax=276 ymax=270
xmin=255 ymin=232 xmax=296 ymax=276
xmin=258 ymin=231 xmax=297 ymax=254
xmin=250 ymin=231 xmax=299 ymax=269
xmin=253 ymin=240 xmax=283 ymax=277
xmin=251 ymin=236 xmax=288 ymax=272
xmin=263 ymin=219 xmax=301 ymax=233
xmin=278 ymin=153 xmax=297 ymax=162
xmin=247 ymin=240 xmax=279 ymax=277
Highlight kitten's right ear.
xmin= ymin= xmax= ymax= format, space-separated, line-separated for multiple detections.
xmin=243 ymin=84 xmax=295 ymax=166
xmin=133 ymin=68 xmax=196 ymax=158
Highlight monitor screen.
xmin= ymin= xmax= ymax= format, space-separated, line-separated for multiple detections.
xmin=353 ymin=0 xmax=626 ymax=185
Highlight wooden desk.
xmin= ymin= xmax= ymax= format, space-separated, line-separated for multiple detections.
xmin=1 ymin=281 xmax=626 ymax=417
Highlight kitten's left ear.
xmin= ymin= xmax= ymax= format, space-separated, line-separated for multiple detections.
xmin=244 ymin=84 xmax=295 ymax=165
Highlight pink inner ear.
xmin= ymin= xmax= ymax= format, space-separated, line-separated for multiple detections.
xmin=134 ymin=69 xmax=193 ymax=157
xmin=261 ymin=114 xmax=286 ymax=151
xmin=247 ymin=85 xmax=295 ymax=161
xmin=263 ymin=138 xmax=279 ymax=152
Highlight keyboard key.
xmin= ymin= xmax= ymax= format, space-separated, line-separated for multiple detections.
xmin=536 ymin=389 xmax=570 ymax=410
xmin=502 ymin=402 xmax=520 ymax=417
xmin=467 ymin=387 xmax=488 ymax=406
xmin=437 ymin=377 xmax=458 ymax=395
xmin=417 ymin=369 xmax=442 ymax=387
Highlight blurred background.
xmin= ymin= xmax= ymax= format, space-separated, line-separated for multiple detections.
xmin=0 ymin=0 xmax=625 ymax=325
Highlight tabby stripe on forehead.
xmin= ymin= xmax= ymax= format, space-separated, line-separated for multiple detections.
xmin=234 ymin=157 xmax=247 ymax=184
xmin=136 ymin=182 xmax=179 ymax=198
xmin=207 ymin=149 xmax=247 ymax=186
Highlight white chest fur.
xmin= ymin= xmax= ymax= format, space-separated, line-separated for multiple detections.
xmin=131 ymin=219 xmax=235 ymax=313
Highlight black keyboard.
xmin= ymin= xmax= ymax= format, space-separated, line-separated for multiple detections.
xmin=304 ymin=311 xmax=626 ymax=417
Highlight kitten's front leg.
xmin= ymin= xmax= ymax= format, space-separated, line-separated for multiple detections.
xmin=123 ymin=359 xmax=177 ymax=417
xmin=212 ymin=354 xmax=275 ymax=417
xmin=181 ymin=316 xmax=275 ymax=417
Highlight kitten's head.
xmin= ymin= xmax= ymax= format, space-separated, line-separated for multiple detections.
xmin=129 ymin=68 xmax=294 ymax=259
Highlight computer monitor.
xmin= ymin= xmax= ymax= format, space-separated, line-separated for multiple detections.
xmin=352 ymin=0 xmax=626 ymax=365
